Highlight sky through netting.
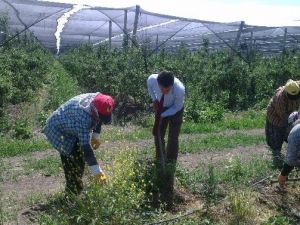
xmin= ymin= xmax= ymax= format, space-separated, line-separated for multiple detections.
xmin=0 ymin=0 xmax=299 ymax=55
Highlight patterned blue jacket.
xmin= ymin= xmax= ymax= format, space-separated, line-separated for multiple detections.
xmin=44 ymin=93 xmax=101 ymax=166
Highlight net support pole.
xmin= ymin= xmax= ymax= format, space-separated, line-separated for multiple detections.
xmin=109 ymin=20 xmax=112 ymax=49
xmin=132 ymin=5 xmax=140 ymax=47
xmin=123 ymin=9 xmax=128 ymax=49
xmin=233 ymin=21 xmax=245 ymax=53
xmin=24 ymin=25 xmax=28 ymax=45
xmin=283 ymin=27 xmax=287 ymax=52
xmin=156 ymin=34 xmax=159 ymax=49
xmin=249 ymin=31 xmax=253 ymax=51
xmin=123 ymin=9 xmax=128 ymax=32
xmin=248 ymin=31 xmax=254 ymax=63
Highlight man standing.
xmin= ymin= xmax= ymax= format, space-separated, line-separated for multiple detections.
xmin=266 ymin=79 xmax=300 ymax=168
xmin=44 ymin=93 xmax=115 ymax=195
xmin=147 ymin=71 xmax=185 ymax=209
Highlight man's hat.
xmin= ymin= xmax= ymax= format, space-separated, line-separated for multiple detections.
xmin=285 ymin=79 xmax=300 ymax=96
xmin=92 ymin=94 xmax=115 ymax=124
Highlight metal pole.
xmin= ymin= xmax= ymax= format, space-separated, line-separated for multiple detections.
xmin=233 ymin=21 xmax=245 ymax=52
xmin=123 ymin=9 xmax=128 ymax=49
xmin=201 ymin=22 xmax=249 ymax=65
xmin=132 ymin=5 xmax=140 ymax=47
xmin=283 ymin=27 xmax=287 ymax=52
xmin=109 ymin=20 xmax=112 ymax=49
xmin=250 ymin=31 xmax=253 ymax=52
xmin=123 ymin=9 xmax=128 ymax=32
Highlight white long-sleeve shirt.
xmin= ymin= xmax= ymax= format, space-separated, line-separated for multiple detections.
xmin=147 ymin=74 xmax=185 ymax=118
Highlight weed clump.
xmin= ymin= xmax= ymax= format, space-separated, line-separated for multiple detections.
xmin=38 ymin=149 xmax=158 ymax=225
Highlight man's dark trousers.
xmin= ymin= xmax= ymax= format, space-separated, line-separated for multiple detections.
xmin=60 ymin=139 xmax=85 ymax=195
xmin=154 ymin=108 xmax=183 ymax=206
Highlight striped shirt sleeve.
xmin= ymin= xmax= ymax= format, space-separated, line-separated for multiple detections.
xmin=273 ymin=89 xmax=289 ymax=122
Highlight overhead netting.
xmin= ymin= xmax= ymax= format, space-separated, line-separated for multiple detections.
xmin=0 ymin=0 xmax=299 ymax=55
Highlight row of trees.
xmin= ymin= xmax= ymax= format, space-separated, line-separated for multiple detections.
xmin=59 ymin=44 xmax=300 ymax=122
xmin=0 ymin=40 xmax=53 ymax=113
xmin=1 ymin=11 xmax=299 ymax=124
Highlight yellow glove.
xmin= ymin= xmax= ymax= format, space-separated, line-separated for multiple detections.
xmin=95 ymin=172 xmax=107 ymax=185
xmin=91 ymin=138 xmax=101 ymax=150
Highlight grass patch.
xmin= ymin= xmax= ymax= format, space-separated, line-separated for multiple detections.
xmin=0 ymin=138 xmax=50 ymax=157
xmin=0 ymin=192 xmax=5 ymax=225
xmin=0 ymin=192 xmax=22 ymax=223
xmin=101 ymin=127 xmax=151 ymax=142
xmin=181 ymin=110 xmax=265 ymax=134
xmin=24 ymin=155 xmax=61 ymax=176
xmin=177 ymin=155 xmax=274 ymax=197
xmin=0 ymin=159 xmax=10 ymax=182
xmin=102 ymin=110 xmax=265 ymax=142
xmin=180 ymin=133 xmax=265 ymax=154
xmin=126 ymin=110 xmax=265 ymax=144
xmin=228 ymin=190 xmax=257 ymax=225
xmin=25 ymin=193 xmax=49 ymax=206
xmin=262 ymin=215 xmax=291 ymax=225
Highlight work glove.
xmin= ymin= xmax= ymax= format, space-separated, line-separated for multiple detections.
xmin=91 ymin=138 xmax=101 ymax=150
xmin=278 ymin=174 xmax=287 ymax=189
xmin=94 ymin=172 xmax=107 ymax=185
xmin=91 ymin=133 xmax=101 ymax=150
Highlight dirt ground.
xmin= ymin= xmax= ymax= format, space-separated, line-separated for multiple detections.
xmin=0 ymin=128 xmax=287 ymax=224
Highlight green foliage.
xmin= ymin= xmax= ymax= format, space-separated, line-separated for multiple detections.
xmin=37 ymin=111 xmax=49 ymax=128
xmin=24 ymin=156 xmax=61 ymax=176
xmin=44 ymin=61 xmax=79 ymax=111
xmin=38 ymin=149 xmax=158 ymax=225
xmin=181 ymin=110 xmax=265 ymax=134
xmin=222 ymin=157 xmax=273 ymax=185
xmin=229 ymin=191 xmax=255 ymax=224
xmin=13 ymin=119 xmax=32 ymax=139
xmin=251 ymin=52 xmax=300 ymax=105
xmin=185 ymin=100 xmax=225 ymax=123
xmin=59 ymin=43 xmax=300 ymax=123
xmin=0 ymin=113 xmax=12 ymax=136
xmin=180 ymin=133 xmax=265 ymax=154
xmin=137 ymin=110 xmax=265 ymax=135
xmin=177 ymin=156 xmax=273 ymax=197
xmin=0 ymin=157 xmax=5 ymax=223
xmin=101 ymin=126 xmax=151 ymax=142
xmin=263 ymin=215 xmax=291 ymax=225
xmin=204 ymin=164 xmax=221 ymax=202
xmin=0 ymin=27 xmax=54 ymax=134
xmin=0 ymin=40 xmax=53 ymax=106
xmin=59 ymin=44 xmax=148 ymax=108
xmin=0 ymin=198 xmax=5 ymax=225
xmin=0 ymin=137 xmax=50 ymax=157
xmin=224 ymin=158 xmax=244 ymax=181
